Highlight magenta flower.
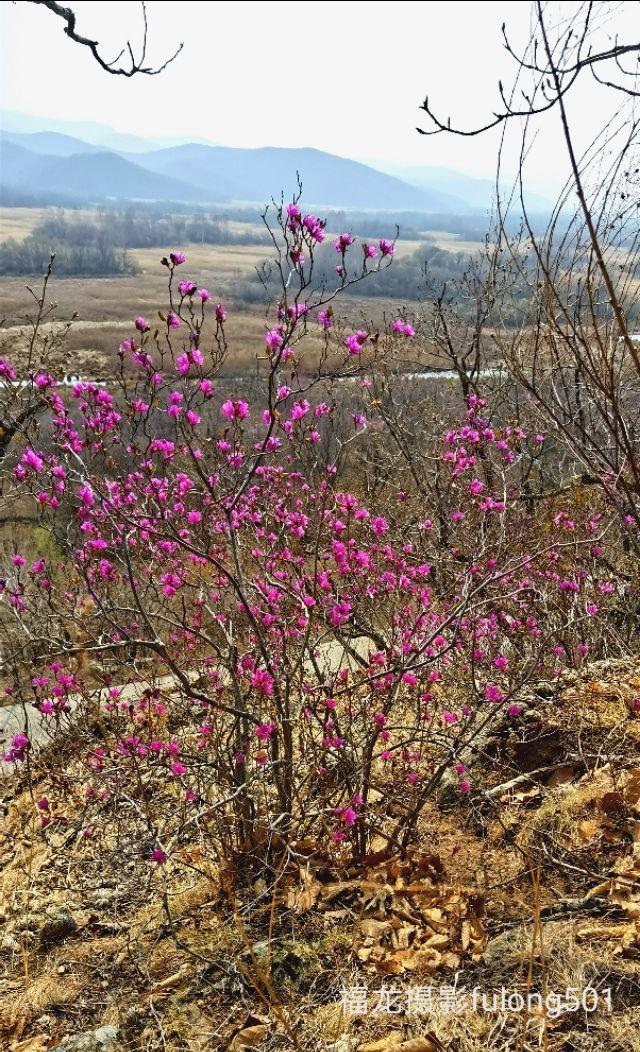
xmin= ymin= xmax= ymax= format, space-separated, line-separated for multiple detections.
xmin=178 ymin=280 xmax=197 ymax=297
xmin=317 ymin=308 xmax=333 ymax=330
xmin=170 ymin=251 xmax=186 ymax=265
xmin=335 ymin=233 xmax=354 ymax=253
xmin=22 ymin=448 xmax=44 ymax=473
xmin=215 ymin=303 xmax=227 ymax=323
xmin=392 ymin=318 xmax=415 ymax=337
xmin=221 ymin=399 xmax=250 ymax=421
xmin=256 ymin=721 xmax=276 ymax=740
xmin=198 ymin=288 xmax=211 ymax=302
xmin=265 ymin=328 xmax=284 ymax=351
xmin=379 ymin=239 xmax=395 ymax=256
xmin=134 ymin=316 xmax=150 ymax=333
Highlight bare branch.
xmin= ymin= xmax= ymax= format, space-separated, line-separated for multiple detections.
xmin=24 ymin=0 xmax=183 ymax=77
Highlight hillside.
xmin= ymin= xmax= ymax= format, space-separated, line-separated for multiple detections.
xmin=1 ymin=122 xmax=478 ymax=212
xmin=0 ymin=139 xmax=218 ymax=204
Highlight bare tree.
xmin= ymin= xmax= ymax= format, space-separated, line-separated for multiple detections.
xmin=419 ymin=2 xmax=640 ymax=550
xmin=23 ymin=0 xmax=182 ymax=76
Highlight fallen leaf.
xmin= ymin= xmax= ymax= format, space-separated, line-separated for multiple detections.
xmin=399 ymin=1039 xmax=445 ymax=1052
xmin=358 ymin=1036 xmax=403 ymax=1051
xmin=228 ymin=1017 xmax=269 ymax=1051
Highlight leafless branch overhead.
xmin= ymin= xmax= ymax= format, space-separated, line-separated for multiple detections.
xmin=24 ymin=0 xmax=183 ymax=76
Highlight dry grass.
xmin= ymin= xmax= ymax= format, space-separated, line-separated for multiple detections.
xmin=0 ymin=208 xmax=49 ymax=241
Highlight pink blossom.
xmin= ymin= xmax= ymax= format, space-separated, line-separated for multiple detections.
xmin=221 ymin=400 xmax=250 ymax=421
xmin=265 ymin=329 xmax=284 ymax=352
xmin=334 ymin=233 xmax=354 ymax=253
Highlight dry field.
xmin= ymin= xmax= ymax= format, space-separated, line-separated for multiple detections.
xmin=0 ymin=203 xmax=434 ymax=379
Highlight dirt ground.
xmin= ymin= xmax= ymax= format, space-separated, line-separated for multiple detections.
xmin=1 ymin=658 xmax=640 ymax=1051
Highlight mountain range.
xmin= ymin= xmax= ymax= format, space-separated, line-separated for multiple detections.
xmin=0 ymin=112 xmax=553 ymax=215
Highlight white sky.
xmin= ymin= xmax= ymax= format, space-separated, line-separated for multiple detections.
xmin=0 ymin=1 xmax=635 ymax=195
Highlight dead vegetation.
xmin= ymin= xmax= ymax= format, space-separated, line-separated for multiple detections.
xmin=2 ymin=659 xmax=640 ymax=1051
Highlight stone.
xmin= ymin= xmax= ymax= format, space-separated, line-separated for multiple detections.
xmin=51 ymin=1026 xmax=121 ymax=1052
xmin=39 ymin=910 xmax=77 ymax=947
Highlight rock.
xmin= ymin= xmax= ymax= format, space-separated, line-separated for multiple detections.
xmin=91 ymin=887 xmax=117 ymax=906
xmin=39 ymin=909 xmax=78 ymax=947
xmin=1 ymin=932 xmax=20 ymax=952
xmin=51 ymin=1026 xmax=121 ymax=1052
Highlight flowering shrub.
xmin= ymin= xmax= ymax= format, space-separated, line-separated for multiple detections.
xmin=1 ymin=199 xmax=635 ymax=876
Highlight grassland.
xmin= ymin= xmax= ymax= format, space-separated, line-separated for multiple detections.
xmin=0 ymin=205 xmax=441 ymax=379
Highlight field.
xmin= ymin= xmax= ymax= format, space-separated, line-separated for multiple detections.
xmin=0 ymin=206 xmax=449 ymax=380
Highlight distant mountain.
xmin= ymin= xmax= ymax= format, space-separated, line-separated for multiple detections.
xmin=2 ymin=130 xmax=104 ymax=157
xmin=0 ymin=138 xmax=218 ymax=204
xmin=127 ymin=144 xmax=468 ymax=211
xmin=0 ymin=110 xmax=159 ymax=153
xmin=1 ymin=114 xmax=522 ymax=213
xmin=1 ymin=134 xmax=473 ymax=211
xmin=383 ymin=164 xmax=554 ymax=214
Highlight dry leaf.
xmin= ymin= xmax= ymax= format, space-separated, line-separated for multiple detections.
xmin=228 ymin=1021 xmax=268 ymax=1051
xmin=358 ymin=1034 xmax=404 ymax=1051
xmin=358 ymin=1039 xmax=443 ymax=1052
xmin=10 ymin=1038 xmax=50 ymax=1052
xmin=399 ymin=1039 xmax=445 ymax=1052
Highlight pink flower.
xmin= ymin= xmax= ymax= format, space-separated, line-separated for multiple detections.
xmin=198 ymin=288 xmax=211 ymax=301
xmin=341 ymin=806 xmax=357 ymax=826
xmin=371 ymin=516 xmax=388 ymax=537
xmin=22 ymin=448 xmax=43 ymax=472
xmin=379 ymin=239 xmax=395 ymax=256
xmin=151 ymin=848 xmax=167 ymax=863
xmin=170 ymin=251 xmax=186 ymax=265
xmin=134 ymin=316 xmax=150 ymax=333
xmin=265 ymin=329 xmax=284 ymax=352
xmin=485 ymin=683 xmax=503 ymax=703
xmin=334 ymin=233 xmax=354 ymax=253
xmin=317 ymin=309 xmax=333 ymax=330
xmin=167 ymin=312 xmax=180 ymax=329
xmin=256 ymin=721 xmax=276 ymax=740
xmin=391 ymin=318 xmax=415 ymax=337
xmin=221 ymin=400 xmax=250 ymax=421
xmin=215 ymin=303 xmax=227 ymax=323
xmin=178 ymin=280 xmax=197 ymax=297
xmin=286 ymin=203 xmax=301 ymax=228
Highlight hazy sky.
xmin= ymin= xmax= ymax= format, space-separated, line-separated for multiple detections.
xmin=0 ymin=1 xmax=633 ymax=194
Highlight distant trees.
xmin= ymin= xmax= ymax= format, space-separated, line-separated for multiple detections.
xmin=0 ymin=233 xmax=137 ymax=277
xmin=0 ymin=211 xmax=271 ymax=277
